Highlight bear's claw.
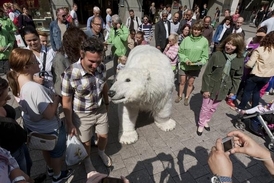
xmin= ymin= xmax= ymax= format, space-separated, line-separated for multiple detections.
xmin=155 ymin=119 xmax=176 ymax=131
xmin=119 ymin=130 xmax=138 ymax=144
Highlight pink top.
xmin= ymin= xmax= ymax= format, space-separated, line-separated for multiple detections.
xmin=163 ymin=43 xmax=179 ymax=66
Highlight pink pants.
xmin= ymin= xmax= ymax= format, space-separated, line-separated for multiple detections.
xmin=260 ymin=82 xmax=269 ymax=97
xmin=198 ymin=97 xmax=221 ymax=127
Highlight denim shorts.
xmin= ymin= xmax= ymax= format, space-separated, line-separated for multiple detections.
xmin=48 ymin=123 xmax=66 ymax=158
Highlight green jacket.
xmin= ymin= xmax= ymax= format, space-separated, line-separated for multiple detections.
xmin=0 ymin=17 xmax=17 ymax=35
xmin=201 ymin=51 xmax=244 ymax=101
xmin=178 ymin=35 xmax=209 ymax=71
xmin=0 ymin=28 xmax=15 ymax=60
xmin=107 ymin=24 xmax=129 ymax=56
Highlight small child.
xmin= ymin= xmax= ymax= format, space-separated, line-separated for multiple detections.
xmin=117 ymin=55 xmax=127 ymax=73
xmin=127 ymin=29 xmax=136 ymax=50
xmin=236 ymin=101 xmax=274 ymax=115
xmin=163 ymin=34 xmax=179 ymax=71
xmin=135 ymin=31 xmax=147 ymax=45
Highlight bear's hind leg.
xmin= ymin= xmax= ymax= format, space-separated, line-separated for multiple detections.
xmin=118 ymin=104 xmax=139 ymax=144
xmin=154 ymin=94 xmax=176 ymax=131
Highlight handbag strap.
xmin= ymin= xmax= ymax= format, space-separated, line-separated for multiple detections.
xmin=42 ymin=50 xmax=47 ymax=73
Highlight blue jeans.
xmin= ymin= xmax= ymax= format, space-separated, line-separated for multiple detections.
xmin=238 ymin=75 xmax=270 ymax=109
xmin=11 ymin=144 xmax=32 ymax=175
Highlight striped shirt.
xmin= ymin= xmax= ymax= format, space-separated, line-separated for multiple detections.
xmin=138 ymin=23 xmax=153 ymax=42
xmin=61 ymin=59 xmax=106 ymax=113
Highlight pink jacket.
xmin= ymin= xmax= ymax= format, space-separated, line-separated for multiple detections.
xmin=163 ymin=43 xmax=179 ymax=66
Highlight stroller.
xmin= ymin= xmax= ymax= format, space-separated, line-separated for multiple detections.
xmin=234 ymin=110 xmax=274 ymax=151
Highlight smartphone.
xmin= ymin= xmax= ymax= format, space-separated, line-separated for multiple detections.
xmin=101 ymin=177 xmax=124 ymax=183
xmin=222 ymin=136 xmax=234 ymax=152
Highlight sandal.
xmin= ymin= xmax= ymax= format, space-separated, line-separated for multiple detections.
xmin=184 ymin=98 xmax=189 ymax=106
xmin=175 ymin=96 xmax=182 ymax=103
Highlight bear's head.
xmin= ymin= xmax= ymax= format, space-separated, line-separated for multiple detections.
xmin=108 ymin=68 xmax=150 ymax=104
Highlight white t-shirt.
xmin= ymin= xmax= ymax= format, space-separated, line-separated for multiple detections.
xmin=19 ymin=81 xmax=59 ymax=133
xmin=260 ymin=17 xmax=274 ymax=34
xmin=27 ymin=46 xmax=56 ymax=90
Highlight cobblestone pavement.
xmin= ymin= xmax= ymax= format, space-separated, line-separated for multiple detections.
xmin=8 ymin=24 xmax=274 ymax=183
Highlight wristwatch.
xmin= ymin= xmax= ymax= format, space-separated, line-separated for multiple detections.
xmin=211 ymin=175 xmax=232 ymax=183
xmin=12 ymin=176 xmax=26 ymax=183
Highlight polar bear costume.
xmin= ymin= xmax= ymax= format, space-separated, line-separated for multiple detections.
xmin=108 ymin=45 xmax=176 ymax=144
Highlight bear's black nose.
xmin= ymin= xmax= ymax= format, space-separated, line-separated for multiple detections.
xmin=108 ymin=90 xmax=116 ymax=97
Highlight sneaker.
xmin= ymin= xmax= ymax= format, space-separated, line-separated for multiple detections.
xmin=184 ymin=98 xmax=189 ymax=106
xmin=34 ymin=173 xmax=46 ymax=183
xmin=98 ymin=152 xmax=112 ymax=167
xmin=52 ymin=169 xmax=73 ymax=183
xmin=175 ymin=96 xmax=182 ymax=103
xmin=47 ymin=167 xmax=53 ymax=177
xmin=226 ymin=99 xmax=235 ymax=107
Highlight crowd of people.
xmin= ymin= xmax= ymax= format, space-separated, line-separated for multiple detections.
xmin=0 ymin=1 xmax=273 ymax=183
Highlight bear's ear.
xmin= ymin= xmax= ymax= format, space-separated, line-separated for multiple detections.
xmin=142 ymin=69 xmax=151 ymax=81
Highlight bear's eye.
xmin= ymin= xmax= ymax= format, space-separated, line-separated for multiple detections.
xmin=125 ymin=78 xmax=131 ymax=82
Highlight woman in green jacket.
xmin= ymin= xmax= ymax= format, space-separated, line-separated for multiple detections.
xmin=197 ymin=33 xmax=244 ymax=136
xmin=176 ymin=21 xmax=209 ymax=106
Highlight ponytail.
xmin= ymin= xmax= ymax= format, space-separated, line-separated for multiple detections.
xmin=7 ymin=70 xmax=20 ymax=97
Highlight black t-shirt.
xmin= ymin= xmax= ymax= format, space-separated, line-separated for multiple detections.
xmin=0 ymin=104 xmax=27 ymax=154
xmin=200 ymin=8 xmax=208 ymax=19
xmin=216 ymin=10 xmax=220 ymax=17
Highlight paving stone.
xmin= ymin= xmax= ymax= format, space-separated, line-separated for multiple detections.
xmin=246 ymin=163 xmax=273 ymax=183
xmin=126 ymin=169 xmax=154 ymax=183
xmin=184 ymin=160 xmax=210 ymax=179
xmin=172 ymin=172 xmax=195 ymax=183
xmin=123 ymin=155 xmax=145 ymax=173
xmin=232 ymin=162 xmax=253 ymax=182
xmin=153 ymin=170 xmax=176 ymax=183
xmin=118 ymin=144 xmax=138 ymax=159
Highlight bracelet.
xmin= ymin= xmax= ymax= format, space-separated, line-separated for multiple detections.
xmin=12 ymin=176 xmax=26 ymax=183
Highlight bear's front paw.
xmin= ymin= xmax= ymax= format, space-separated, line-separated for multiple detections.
xmin=155 ymin=119 xmax=176 ymax=131
xmin=119 ymin=130 xmax=138 ymax=144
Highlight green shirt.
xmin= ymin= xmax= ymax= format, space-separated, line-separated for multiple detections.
xmin=0 ymin=29 xmax=15 ymax=60
xmin=107 ymin=24 xmax=129 ymax=56
xmin=178 ymin=35 xmax=209 ymax=71
xmin=0 ymin=17 xmax=17 ymax=35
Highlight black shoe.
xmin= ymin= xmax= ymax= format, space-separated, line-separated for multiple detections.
xmin=196 ymin=130 xmax=203 ymax=136
xmin=34 ymin=173 xmax=46 ymax=183
xmin=52 ymin=169 xmax=73 ymax=183
xmin=204 ymin=126 xmax=210 ymax=131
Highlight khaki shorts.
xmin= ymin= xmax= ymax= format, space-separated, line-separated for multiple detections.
xmin=179 ymin=69 xmax=201 ymax=78
xmin=73 ymin=106 xmax=108 ymax=143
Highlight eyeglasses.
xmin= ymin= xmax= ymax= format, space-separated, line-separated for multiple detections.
xmin=93 ymin=23 xmax=101 ymax=26
xmin=143 ymin=18 xmax=148 ymax=20
xmin=61 ymin=14 xmax=67 ymax=17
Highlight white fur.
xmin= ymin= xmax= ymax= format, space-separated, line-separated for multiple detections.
xmin=109 ymin=45 xmax=176 ymax=144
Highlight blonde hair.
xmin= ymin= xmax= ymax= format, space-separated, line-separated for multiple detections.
xmin=37 ymin=30 xmax=48 ymax=37
xmin=168 ymin=34 xmax=178 ymax=43
xmin=118 ymin=55 xmax=127 ymax=63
